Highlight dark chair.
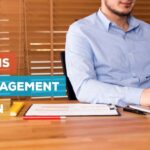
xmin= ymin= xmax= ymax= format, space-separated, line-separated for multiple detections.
xmin=60 ymin=51 xmax=77 ymax=100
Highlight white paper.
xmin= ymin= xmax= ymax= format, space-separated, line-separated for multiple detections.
xmin=25 ymin=104 xmax=118 ymax=116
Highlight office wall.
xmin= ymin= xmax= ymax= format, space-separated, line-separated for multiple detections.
xmin=0 ymin=0 xmax=150 ymax=99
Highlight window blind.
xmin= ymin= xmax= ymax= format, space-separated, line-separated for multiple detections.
xmin=0 ymin=0 xmax=150 ymax=100
xmin=133 ymin=1 xmax=150 ymax=23
xmin=24 ymin=0 xmax=100 ymax=100
xmin=0 ymin=0 xmax=25 ymax=75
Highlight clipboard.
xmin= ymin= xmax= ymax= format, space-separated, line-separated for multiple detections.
xmin=24 ymin=103 xmax=120 ymax=117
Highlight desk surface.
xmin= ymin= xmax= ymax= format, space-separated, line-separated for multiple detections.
xmin=1 ymin=100 xmax=150 ymax=150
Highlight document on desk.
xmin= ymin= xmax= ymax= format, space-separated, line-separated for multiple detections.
xmin=25 ymin=104 xmax=119 ymax=116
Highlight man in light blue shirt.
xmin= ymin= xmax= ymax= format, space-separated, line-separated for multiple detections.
xmin=65 ymin=0 xmax=150 ymax=106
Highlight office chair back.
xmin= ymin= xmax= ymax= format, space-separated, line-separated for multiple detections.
xmin=60 ymin=51 xmax=77 ymax=100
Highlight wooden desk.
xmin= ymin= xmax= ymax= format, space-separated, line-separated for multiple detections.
xmin=0 ymin=100 xmax=150 ymax=150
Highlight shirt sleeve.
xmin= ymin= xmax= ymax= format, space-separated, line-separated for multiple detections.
xmin=65 ymin=24 xmax=143 ymax=106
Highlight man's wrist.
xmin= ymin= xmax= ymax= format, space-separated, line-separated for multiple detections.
xmin=140 ymin=89 xmax=150 ymax=106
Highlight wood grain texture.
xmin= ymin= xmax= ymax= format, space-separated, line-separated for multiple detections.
xmin=0 ymin=100 xmax=150 ymax=150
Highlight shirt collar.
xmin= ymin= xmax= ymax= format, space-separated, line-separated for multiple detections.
xmin=97 ymin=9 xmax=140 ymax=32
xmin=97 ymin=9 xmax=111 ymax=31
xmin=127 ymin=16 xmax=140 ymax=31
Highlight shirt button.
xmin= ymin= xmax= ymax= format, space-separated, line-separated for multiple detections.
xmin=131 ymin=72 xmax=137 ymax=77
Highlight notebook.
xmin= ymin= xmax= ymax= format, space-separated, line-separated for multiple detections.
xmin=25 ymin=103 xmax=119 ymax=116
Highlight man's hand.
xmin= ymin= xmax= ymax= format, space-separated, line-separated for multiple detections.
xmin=140 ymin=89 xmax=150 ymax=106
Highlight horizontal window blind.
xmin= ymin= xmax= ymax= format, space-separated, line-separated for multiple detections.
xmin=0 ymin=0 xmax=150 ymax=100
xmin=0 ymin=0 xmax=25 ymax=75
xmin=24 ymin=0 xmax=52 ymax=76
xmin=133 ymin=1 xmax=150 ymax=23
xmin=25 ymin=0 xmax=100 ymax=100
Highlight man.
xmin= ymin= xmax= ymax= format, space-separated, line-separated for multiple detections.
xmin=65 ymin=0 xmax=150 ymax=106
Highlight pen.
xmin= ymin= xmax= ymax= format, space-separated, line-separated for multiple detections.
xmin=23 ymin=116 xmax=66 ymax=120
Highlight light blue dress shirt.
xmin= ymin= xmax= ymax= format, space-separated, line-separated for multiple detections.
xmin=65 ymin=10 xmax=150 ymax=106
